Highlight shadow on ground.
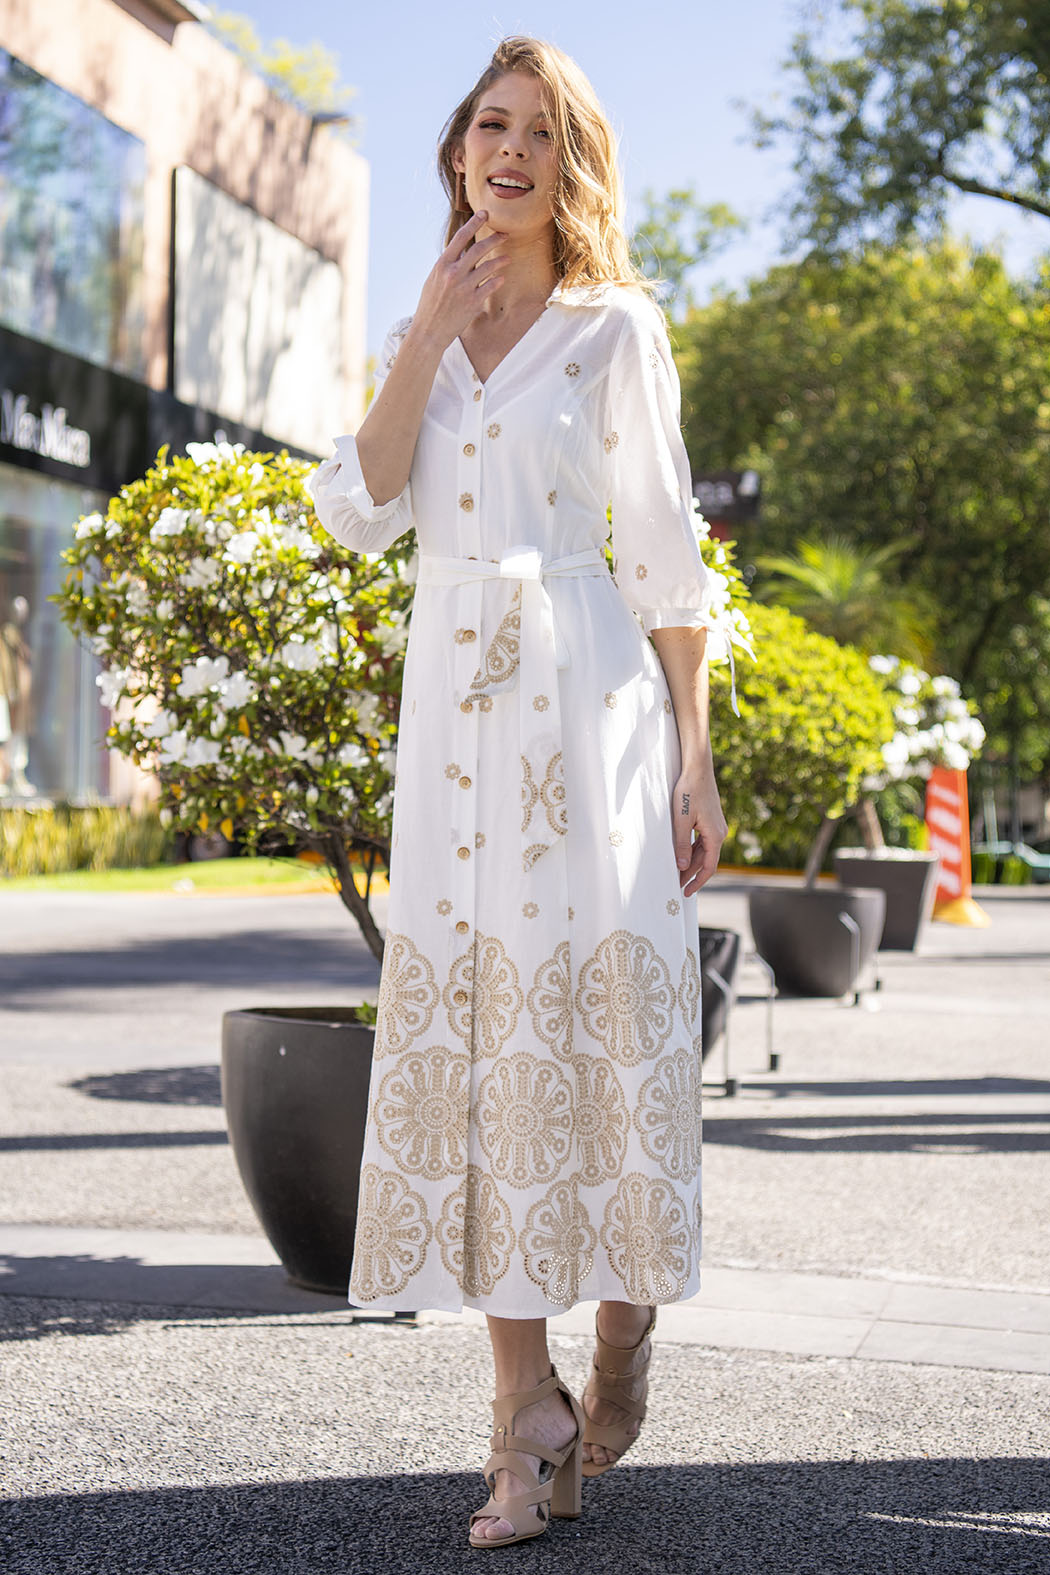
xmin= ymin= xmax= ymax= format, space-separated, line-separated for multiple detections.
xmin=69 ymin=1067 xmax=223 ymax=1105
xmin=1 ymin=1460 xmax=1047 ymax=1574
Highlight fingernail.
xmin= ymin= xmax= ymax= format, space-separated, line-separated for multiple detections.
xmin=677 ymin=857 xmax=689 ymax=869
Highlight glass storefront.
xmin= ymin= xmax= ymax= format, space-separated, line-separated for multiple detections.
xmin=0 ymin=462 xmax=111 ymax=800
xmin=0 ymin=48 xmax=146 ymax=378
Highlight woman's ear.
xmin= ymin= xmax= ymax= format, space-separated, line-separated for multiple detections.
xmin=451 ymin=142 xmax=465 ymax=176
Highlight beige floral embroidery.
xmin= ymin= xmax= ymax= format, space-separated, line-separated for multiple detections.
xmin=540 ymin=752 xmax=567 ymax=837
xmin=547 ymin=490 xmax=557 ymax=506
xmin=575 ymin=930 xmax=675 ymax=1065
xmin=528 ymin=942 xmax=573 ymax=1059
xmin=374 ymin=933 xmax=439 ymax=1060
xmin=522 ymin=901 xmax=539 ymax=919
xmin=599 ymin=1172 xmax=694 ymax=1303
xmin=444 ymin=933 xmax=523 ymax=1056
xmin=564 ymin=362 xmax=580 ymax=378
xmin=679 ymin=950 xmax=701 ymax=1038
xmin=573 ymin=1055 xmax=629 ymax=1185
xmin=458 ymin=492 xmax=474 ymax=512
xmin=477 ymin=1053 xmax=573 ymax=1187
xmin=604 ymin=692 xmax=617 ymax=709
xmin=604 ymin=431 xmax=620 ymax=453
xmin=475 ymin=830 xmax=486 ymax=848
xmin=634 ymin=1046 xmax=701 ymax=1181
xmin=521 ymin=1179 xmax=597 ymax=1307
xmin=667 ymin=898 xmax=681 ymax=917
xmin=663 ymin=698 xmax=673 ymax=713
xmin=374 ymin=1047 xmax=469 ymax=1182
xmin=521 ymin=755 xmax=539 ymax=832
xmin=635 ymin=564 xmax=648 ymax=580
xmin=486 ymin=422 xmax=502 ymax=439
xmin=609 ymin=829 xmax=624 ymax=847
xmin=568 ymin=906 xmax=575 ymax=921
xmin=444 ymin=762 xmax=461 ymax=779
xmin=469 ymin=587 xmax=521 ymax=695
xmin=533 ymin=694 xmax=549 ymax=712
xmin=648 ymin=349 xmax=661 ymax=371
xmin=348 ymin=1165 xmax=432 ymax=1302
xmin=436 ymin=899 xmax=452 ymax=916
xmin=453 ymin=628 xmax=476 ymax=645
xmin=436 ymin=1165 xmax=513 ymax=1297
xmin=524 ymin=842 xmax=548 ymax=871
xmin=478 ymin=695 xmax=493 ymax=712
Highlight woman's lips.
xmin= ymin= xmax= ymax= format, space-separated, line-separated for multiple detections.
xmin=487 ymin=177 xmax=533 ymax=199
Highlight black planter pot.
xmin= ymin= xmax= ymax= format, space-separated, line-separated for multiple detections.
xmin=221 ymin=1007 xmax=374 ymax=1295
xmin=832 ymin=849 xmax=941 ymax=951
xmin=748 ymin=884 xmax=885 ymax=997
xmin=698 ymin=927 xmax=741 ymax=1057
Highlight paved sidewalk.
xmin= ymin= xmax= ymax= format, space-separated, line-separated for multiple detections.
xmin=2 ymin=880 xmax=1049 ymax=1572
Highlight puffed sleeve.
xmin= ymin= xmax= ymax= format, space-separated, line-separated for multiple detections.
xmin=605 ymin=297 xmax=713 ymax=633
xmin=304 ymin=318 xmax=416 ymax=553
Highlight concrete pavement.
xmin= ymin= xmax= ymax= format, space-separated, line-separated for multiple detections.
xmin=2 ymin=878 xmax=1049 ymax=1571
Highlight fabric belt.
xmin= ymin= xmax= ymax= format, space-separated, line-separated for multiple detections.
xmin=417 ymin=545 xmax=608 ymax=872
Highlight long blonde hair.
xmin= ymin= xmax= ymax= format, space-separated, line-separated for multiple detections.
xmin=437 ymin=36 xmax=651 ymax=294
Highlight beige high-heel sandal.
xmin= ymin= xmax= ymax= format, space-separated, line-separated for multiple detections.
xmin=468 ymin=1366 xmax=584 ymax=1549
xmin=581 ymin=1306 xmax=656 ymax=1478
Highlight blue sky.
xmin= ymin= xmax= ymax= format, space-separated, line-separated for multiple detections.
xmin=232 ymin=0 xmax=1047 ymax=358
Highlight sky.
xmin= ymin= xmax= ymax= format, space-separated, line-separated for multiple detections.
xmin=232 ymin=0 xmax=1048 ymax=359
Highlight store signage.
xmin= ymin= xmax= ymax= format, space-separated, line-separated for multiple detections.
xmin=0 ymin=388 xmax=92 ymax=468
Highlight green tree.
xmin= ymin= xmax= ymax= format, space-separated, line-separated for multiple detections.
xmin=755 ymin=0 xmax=1050 ymax=250
xmin=675 ymin=241 xmax=1050 ymax=776
xmin=630 ymin=188 xmax=745 ymax=317
xmin=755 ymin=534 xmax=938 ymax=664
xmin=207 ymin=8 xmax=357 ymax=126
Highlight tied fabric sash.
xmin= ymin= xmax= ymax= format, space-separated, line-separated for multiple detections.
xmin=416 ymin=546 xmax=609 ymax=872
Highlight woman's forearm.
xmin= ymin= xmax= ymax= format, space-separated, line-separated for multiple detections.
xmin=650 ymin=625 xmax=714 ymax=773
xmin=354 ymin=322 xmax=448 ymax=506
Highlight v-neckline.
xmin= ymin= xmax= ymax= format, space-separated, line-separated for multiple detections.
xmin=455 ymin=302 xmax=553 ymax=388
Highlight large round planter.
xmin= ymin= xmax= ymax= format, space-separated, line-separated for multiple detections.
xmin=748 ymin=884 xmax=886 ymax=997
xmin=833 ymin=849 xmax=941 ymax=951
xmin=221 ymin=1007 xmax=374 ymax=1295
xmin=698 ymin=927 xmax=741 ymax=1057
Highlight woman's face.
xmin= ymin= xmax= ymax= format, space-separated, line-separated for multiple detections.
xmin=453 ymin=71 xmax=558 ymax=241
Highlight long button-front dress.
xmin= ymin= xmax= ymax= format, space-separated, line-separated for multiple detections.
xmin=307 ymin=280 xmax=718 ymax=1317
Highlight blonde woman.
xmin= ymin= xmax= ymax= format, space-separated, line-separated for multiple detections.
xmin=308 ymin=36 xmax=726 ymax=1549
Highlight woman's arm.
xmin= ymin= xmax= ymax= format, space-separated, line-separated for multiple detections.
xmin=356 ymin=210 xmax=505 ymax=505
xmin=651 ymin=625 xmax=727 ymax=896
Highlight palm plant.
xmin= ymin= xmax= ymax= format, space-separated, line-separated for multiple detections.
xmin=754 ymin=534 xmax=937 ymax=666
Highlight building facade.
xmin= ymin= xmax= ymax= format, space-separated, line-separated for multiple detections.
xmin=0 ymin=0 xmax=367 ymax=803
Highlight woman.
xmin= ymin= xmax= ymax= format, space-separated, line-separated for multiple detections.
xmin=308 ymin=36 xmax=727 ymax=1549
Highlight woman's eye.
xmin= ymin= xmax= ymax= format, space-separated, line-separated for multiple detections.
xmin=479 ymin=120 xmax=504 ymax=131
xmin=535 ymin=128 xmax=551 ymax=140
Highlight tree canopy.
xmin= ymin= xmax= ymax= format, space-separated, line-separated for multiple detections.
xmin=675 ymin=240 xmax=1050 ymax=775
xmin=756 ymin=0 xmax=1050 ymax=250
xmin=630 ymin=188 xmax=745 ymax=317
xmin=207 ymin=8 xmax=357 ymax=127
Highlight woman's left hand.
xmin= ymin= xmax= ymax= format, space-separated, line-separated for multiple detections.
xmin=671 ymin=766 xmax=727 ymax=897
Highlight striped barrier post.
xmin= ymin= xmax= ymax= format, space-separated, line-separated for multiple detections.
xmin=924 ymin=766 xmax=989 ymax=927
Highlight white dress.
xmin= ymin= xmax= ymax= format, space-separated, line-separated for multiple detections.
xmin=307 ymin=280 xmax=717 ymax=1316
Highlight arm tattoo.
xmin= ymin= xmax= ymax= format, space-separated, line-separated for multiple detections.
xmin=680 ymin=792 xmax=690 ymax=816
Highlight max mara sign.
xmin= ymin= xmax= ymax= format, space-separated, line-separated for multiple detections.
xmin=0 ymin=389 xmax=92 ymax=468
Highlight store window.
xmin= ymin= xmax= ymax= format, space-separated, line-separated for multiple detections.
xmin=0 ymin=462 xmax=111 ymax=800
xmin=0 ymin=48 xmax=146 ymax=378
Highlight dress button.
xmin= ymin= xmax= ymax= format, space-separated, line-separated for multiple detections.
xmin=463 ymin=442 xmax=476 ymax=457
xmin=453 ymin=988 xmax=468 ymax=1005
xmin=473 ymin=388 xmax=483 ymax=402
xmin=455 ymin=920 xmax=469 ymax=935
xmin=459 ymin=493 xmax=474 ymax=512
xmin=457 ymin=846 xmax=470 ymax=860
xmin=459 ymin=775 xmax=472 ymax=789
xmin=460 ymin=699 xmax=473 ymax=713
xmin=462 ymin=628 xmax=476 ymax=642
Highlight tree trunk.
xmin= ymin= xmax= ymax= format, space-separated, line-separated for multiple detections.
xmin=803 ymin=814 xmax=840 ymax=887
xmin=327 ymin=836 xmax=386 ymax=964
xmin=856 ymin=797 xmax=885 ymax=850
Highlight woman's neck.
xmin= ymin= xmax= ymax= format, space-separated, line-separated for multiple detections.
xmin=474 ymin=227 xmax=557 ymax=319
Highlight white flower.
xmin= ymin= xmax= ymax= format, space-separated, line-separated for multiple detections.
xmin=352 ymin=692 xmax=381 ymax=729
xmin=305 ymin=785 xmax=319 ymax=806
xmin=225 ymin=531 xmax=260 ymax=566
xmin=182 ymin=737 xmax=222 ymax=768
xmin=179 ymin=556 xmax=223 ymax=590
xmin=378 ymin=748 xmax=398 ymax=775
xmin=177 ymin=655 xmax=230 ymax=697
xmin=737 ymin=830 xmax=762 ymax=862
xmin=210 ymin=715 xmax=227 ymax=737
xmin=75 ymin=512 xmax=104 ymax=539
xmin=274 ymin=524 xmax=321 ymax=559
xmin=159 ymin=807 xmax=173 ymax=828
xmin=868 ymin=654 xmax=898 ymax=675
xmin=156 ymin=598 xmax=174 ymax=621
xmin=248 ymin=462 xmax=266 ymax=484
xmin=278 ymin=638 xmax=323 ymax=672
xmin=125 ymin=582 xmax=151 ymax=618
xmin=216 ymin=670 xmax=257 ymax=709
xmin=896 ymin=670 xmax=923 ymax=697
xmin=337 ymin=741 xmax=370 ymax=770
xmin=157 ymin=729 xmax=189 ymax=765
xmin=374 ymin=621 xmax=407 ymax=657
xmin=185 ymin=440 xmax=243 ymax=467
xmin=143 ymin=708 xmax=178 ymax=739
xmin=149 ymin=507 xmax=189 ymax=544
xmin=930 ymin=675 xmax=960 ymax=698
xmin=96 ymin=667 xmax=130 ymax=709
xmin=89 ymin=634 xmax=111 ymax=657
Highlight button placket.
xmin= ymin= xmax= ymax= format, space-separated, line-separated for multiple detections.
xmin=450 ymin=380 xmax=485 ymax=942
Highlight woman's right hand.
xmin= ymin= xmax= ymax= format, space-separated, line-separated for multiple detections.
xmin=411 ymin=211 xmax=506 ymax=349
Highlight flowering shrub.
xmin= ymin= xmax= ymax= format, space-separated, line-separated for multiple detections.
xmin=867 ymin=656 xmax=985 ymax=784
xmin=58 ymin=442 xmax=413 ymax=960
